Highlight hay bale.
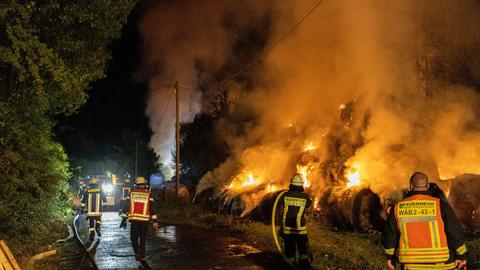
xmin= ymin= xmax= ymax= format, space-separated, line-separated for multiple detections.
xmin=448 ymin=174 xmax=480 ymax=235
xmin=319 ymin=187 xmax=385 ymax=232
xmin=246 ymin=190 xmax=285 ymax=223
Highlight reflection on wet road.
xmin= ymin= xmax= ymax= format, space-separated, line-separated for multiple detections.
xmin=94 ymin=213 xmax=287 ymax=270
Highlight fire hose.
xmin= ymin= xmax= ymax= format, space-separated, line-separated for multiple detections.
xmin=271 ymin=190 xmax=307 ymax=269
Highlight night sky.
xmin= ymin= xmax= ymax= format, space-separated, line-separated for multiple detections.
xmin=57 ymin=5 xmax=150 ymax=163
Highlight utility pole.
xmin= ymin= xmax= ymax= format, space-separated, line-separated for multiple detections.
xmin=175 ymin=81 xmax=180 ymax=198
xmin=135 ymin=140 xmax=138 ymax=179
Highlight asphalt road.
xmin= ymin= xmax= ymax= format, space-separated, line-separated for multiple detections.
xmin=93 ymin=213 xmax=289 ymax=270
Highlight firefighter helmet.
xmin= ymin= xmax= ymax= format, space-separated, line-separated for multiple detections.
xmin=90 ymin=177 xmax=99 ymax=184
xmin=135 ymin=177 xmax=147 ymax=185
xmin=290 ymin=174 xmax=304 ymax=187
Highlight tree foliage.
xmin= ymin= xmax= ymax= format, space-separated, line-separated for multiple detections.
xmin=0 ymin=0 xmax=135 ymax=254
xmin=180 ymin=114 xmax=229 ymax=189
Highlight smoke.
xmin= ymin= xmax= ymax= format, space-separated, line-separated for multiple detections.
xmin=140 ymin=0 xmax=480 ymax=199
xmin=197 ymin=0 xmax=480 ymax=198
xmin=139 ymin=0 xmax=272 ymax=178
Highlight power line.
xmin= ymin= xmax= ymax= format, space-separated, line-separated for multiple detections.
xmin=220 ymin=0 xmax=327 ymax=84
xmin=172 ymin=1 xmax=327 ymax=94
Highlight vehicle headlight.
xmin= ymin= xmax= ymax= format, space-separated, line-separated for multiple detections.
xmin=102 ymin=184 xmax=114 ymax=194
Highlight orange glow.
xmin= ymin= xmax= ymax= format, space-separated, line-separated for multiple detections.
xmin=313 ymin=195 xmax=320 ymax=210
xmin=296 ymin=164 xmax=311 ymax=188
xmin=227 ymin=172 xmax=262 ymax=191
xmin=304 ymin=142 xmax=316 ymax=152
xmin=345 ymin=163 xmax=361 ymax=188
xmin=242 ymin=173 xmax=257 ymax=187
xmin=267 ymin=183 xmax=277 ymax=193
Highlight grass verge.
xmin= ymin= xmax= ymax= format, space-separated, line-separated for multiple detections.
xmin=155 ymin=201 xmax=480 ymax=269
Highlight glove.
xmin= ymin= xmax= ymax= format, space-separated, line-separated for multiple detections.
xmin=120 ymin=218 xmax=127 ymax=229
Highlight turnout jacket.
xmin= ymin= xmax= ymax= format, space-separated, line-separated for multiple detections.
xmin=279 ymin=189 xmax=312 ymax=235
xmin=120 ymin=187 xmax=158 ymax=223
xmin=81 ymin=184 xmax=107 ymax=217
xmin=382 ymin=190 xmax=467 ymax=266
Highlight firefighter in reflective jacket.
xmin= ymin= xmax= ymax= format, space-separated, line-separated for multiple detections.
xmin=279 ymin=174 xmax=313 ymax=269
xmin=120 ymin=177 xmax=158 ymax=262
xmin=81 ymin=177 xmax=107 ymax=241
xmin=383 ymin=172 xmax=468 ymax=270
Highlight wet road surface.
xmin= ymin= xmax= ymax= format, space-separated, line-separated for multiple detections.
xmin=94 ymin=213 xmax=288 ymax=270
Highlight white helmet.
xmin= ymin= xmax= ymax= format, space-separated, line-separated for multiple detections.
xmin=290 ymin=174 xmax=304 ymax=187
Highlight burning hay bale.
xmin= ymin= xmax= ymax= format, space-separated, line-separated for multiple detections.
xmin=195 ymin=185 xmax=269 ymax=218
xmin=194 ymin=187 xmax=232 ymax=213
xmin=245 ymin=190 xmax=285 ymax=224
xmin=448 ymin=174 xmax=480 ymax=235
xmin=319 ymin=187 xmax=385 ymax=232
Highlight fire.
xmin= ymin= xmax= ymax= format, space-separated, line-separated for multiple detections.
xmin=304 ymin=142 xmax=316 ymax=152
xmin=267 ymin=183 xmax=277 ymax=193
xmin=345 ymin=163 xmax=362 ymax=188
xmin=313 ymin=195 xmax=320 ymax=211
xmin=227 ymin=172 xmax=261 ymax=191
xmin=242 ymin=173 xmax=257 ymax=187
xmin=296 ymin=164 xmax=311 ymax=188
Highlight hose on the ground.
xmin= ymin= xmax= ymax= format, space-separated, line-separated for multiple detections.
xmin=73 ymin=214 xmax=99 ymax=270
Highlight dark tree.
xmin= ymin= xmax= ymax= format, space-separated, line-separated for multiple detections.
xmin=0 ymin=1 xmax=135 ymax=254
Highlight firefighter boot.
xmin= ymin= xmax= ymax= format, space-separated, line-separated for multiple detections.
xmin=299 ymin=254 xmax=311 ymax=270
xmin=96 ymin=220 xmax=102 ymax=237
xmin=89 ymin=230 xmax=95 ymax=241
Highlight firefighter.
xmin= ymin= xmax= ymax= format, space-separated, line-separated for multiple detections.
xmin=279 ymin=174 xmax=313 ymax=269
xmin=119 ymin=176 xmax=158 ymax=263
xmin=81 ymin=177 xmax=107 ymax=241
xmin=78 ymin=181 xmax=86 ymax=198
xmin=383 ymin=172 xmax=468 ymax=270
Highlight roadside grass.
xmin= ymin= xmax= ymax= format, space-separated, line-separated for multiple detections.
xmin=156 ymin=202 xmax=386 ymax=269
xmin=155 ymin=201 xmax=480 ymax=269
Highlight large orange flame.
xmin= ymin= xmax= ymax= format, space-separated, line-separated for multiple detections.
xmin=345 ymin=163 xmax=362 ymax=188
xmin=296 ymin=164 xmax=311 ymax=188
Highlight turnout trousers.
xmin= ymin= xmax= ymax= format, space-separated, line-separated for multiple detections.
xmin=88 ymin=216 xmax=102 ymax=239
xmin=283 ymin=234 xmax=311 ymax=268
xmin=130 ymin=221 xmax=149 ymax=260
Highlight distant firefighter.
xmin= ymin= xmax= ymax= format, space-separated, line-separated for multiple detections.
xmin=382 ymin=172 xmax=468 ymax=270
xmin=119 ymin=177 xmax=158 ymax=263
xmin=278 ymin=174 xmax=313 ymax=269
xmin=81 ymin=177 xmax=107 ymax=241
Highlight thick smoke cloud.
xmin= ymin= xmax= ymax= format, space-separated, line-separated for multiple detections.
xmin=140 ymin=0 xmax=480 ymax=200
xmin=139 ymin=0 xmax=271 ymax=178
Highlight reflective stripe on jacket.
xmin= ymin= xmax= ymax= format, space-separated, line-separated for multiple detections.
xmin=82 ymin=186 xmax=107 ymax=217
xmin=280 ymin=190 xmax=312 ymax=235
xmin=402 ymin=261 xmax=456 ymax=270
xmin=128 ymin=188 xmax=151 ymax=222
xmin=395 ymin=194 xmax=449 ymax=264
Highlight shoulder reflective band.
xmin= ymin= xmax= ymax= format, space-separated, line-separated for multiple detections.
xmin=456 ymin=244 xmax=467 ymax=255
xmin=385 ymin=248 xmax=395 ymax=256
